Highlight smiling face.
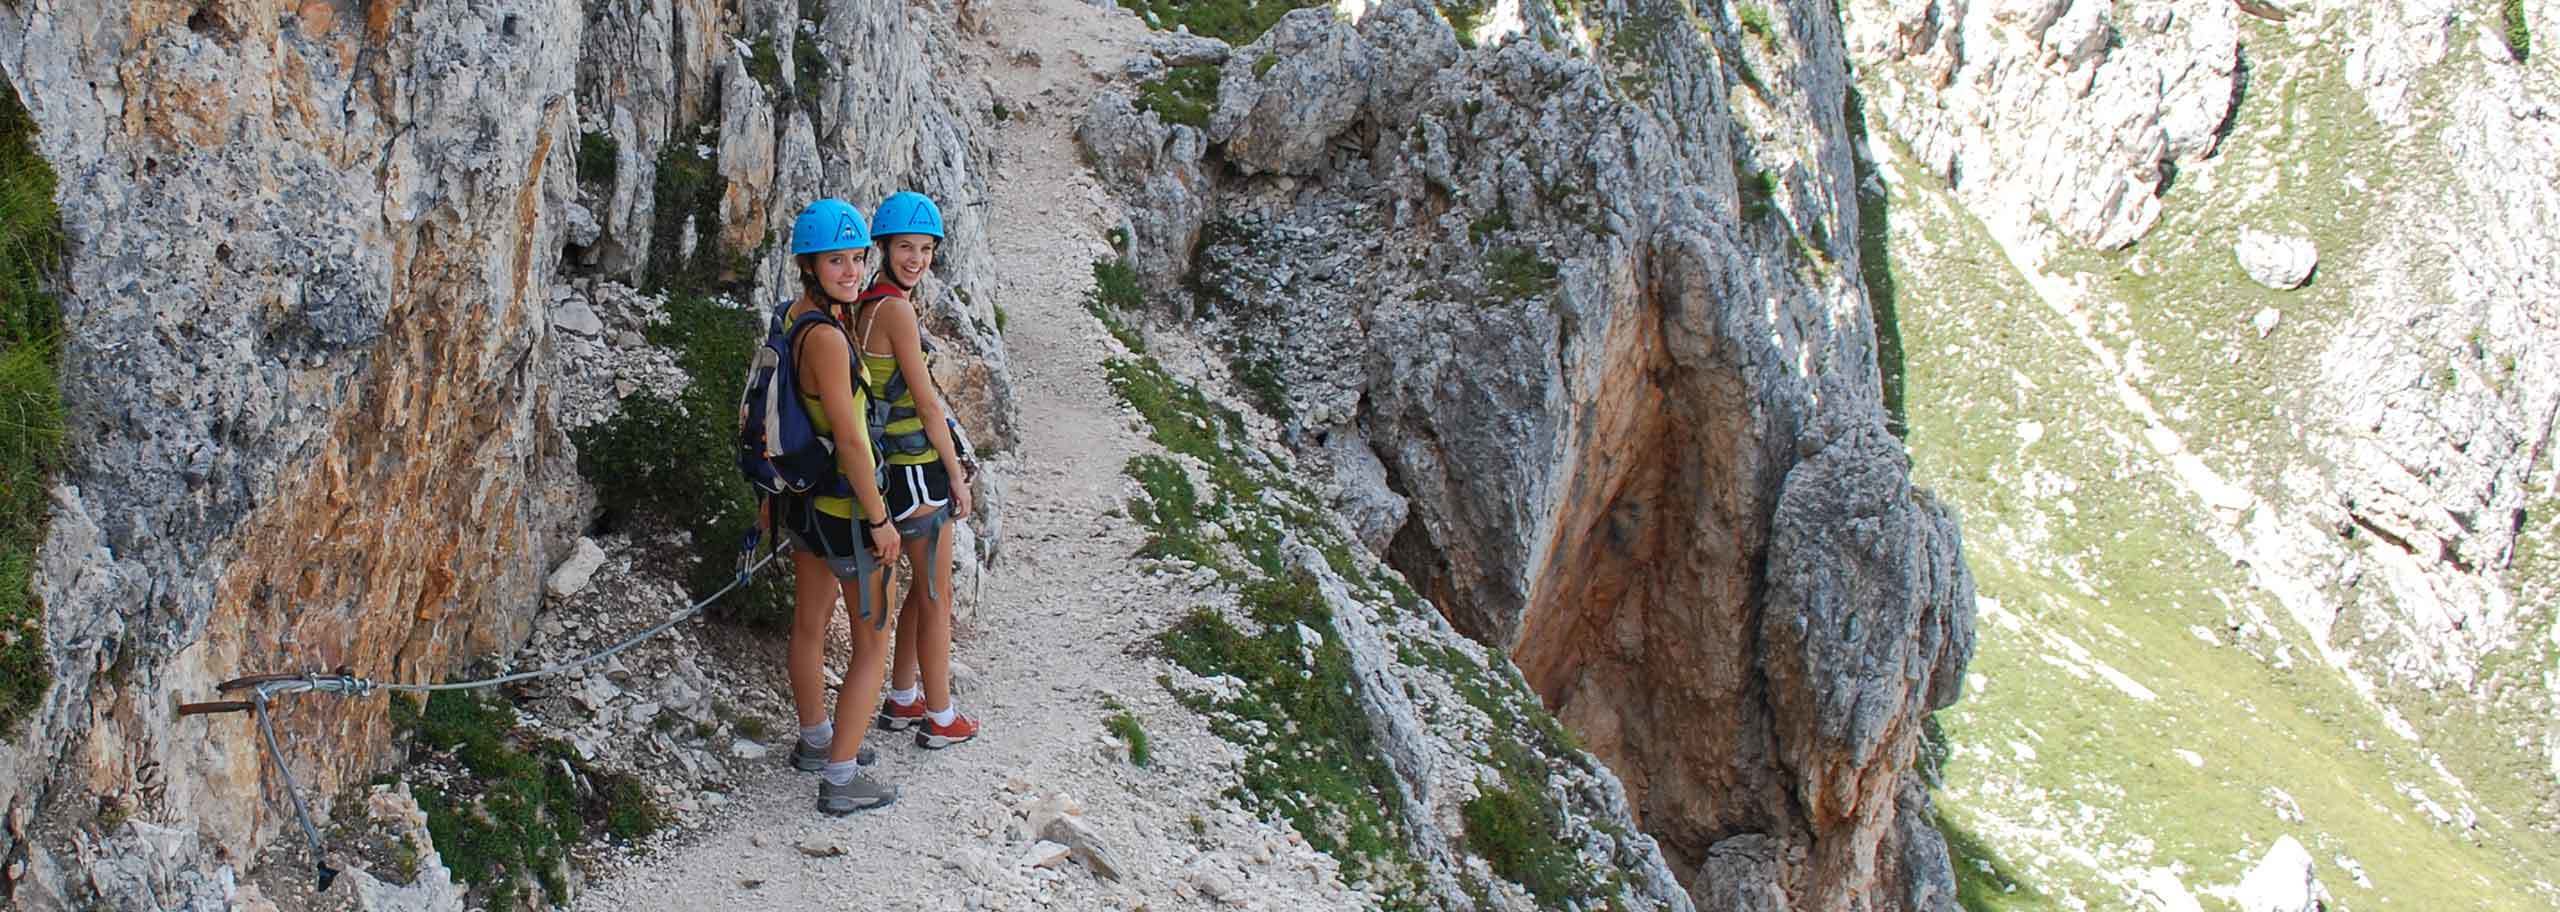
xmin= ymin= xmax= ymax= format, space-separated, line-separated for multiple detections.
xmin=800 ymin=247 xmax=869 ymax=303
xmin=880 ymin=233 xmax=938 ymax=288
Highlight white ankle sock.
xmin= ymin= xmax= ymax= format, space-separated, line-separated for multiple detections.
xmin=888 ymin=686 xmax=923 ymax=706
xmin=799 ymin=721 xmax=833 ymax=749
xmin=820 ymin=757 xmax=863 ymax=786
xmin=927 ymin=705 xmax=958 ymax=727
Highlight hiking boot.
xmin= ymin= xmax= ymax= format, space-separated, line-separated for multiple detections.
xmin=790 ymin=739 xmax=876 ymax=772
xmin=815 ymin=771 xmax=899 ymax=815
xmin=875 ymin=696 xmax=929 ymax=732
xmin=914 ymin=712 xmax=980 ymax=750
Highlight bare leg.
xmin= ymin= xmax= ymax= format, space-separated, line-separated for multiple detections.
xmin=909 ymin=520 xmax=958 ymax=713
xmin=889 ymin=577 xmax=922 ymax=694
xmin=829 ymin=571 xmax=892 ymax=764
xmin=787 ymin=548 xmax=838 ymax=730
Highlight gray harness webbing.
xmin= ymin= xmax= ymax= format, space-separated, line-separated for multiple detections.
xmin=895 ymin=503 xmax=953 ymax=606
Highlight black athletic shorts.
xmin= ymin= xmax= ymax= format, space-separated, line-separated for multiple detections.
xmin=883 ymin=461 xmax=954 ymax=523
xmin=775 ymin=493 xmax=876 ymax=582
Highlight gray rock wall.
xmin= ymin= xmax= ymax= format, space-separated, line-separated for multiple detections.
xmin=0 ymin=2 xmax=1010 ymax=906
xmin=1084 ymin=2 xmax=1977 ymax=907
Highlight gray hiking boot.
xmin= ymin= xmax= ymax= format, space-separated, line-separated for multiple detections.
xmin=815 ymin=771 xmax=899 ymax=815
xmin=790 ymin=739 xmax=877 ymax=772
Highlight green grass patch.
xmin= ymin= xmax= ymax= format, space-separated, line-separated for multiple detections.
xmin=397 ymin=689 xmax=665 ymax=910
xmin=1231 ymin=351 xmax=1293 ymax=422
xmin=0 ymin=72 xmax=62 ymax=738
xmin=1736 ymin=3 xmax=1776 ymax=45
xmin=1937 ymin=808 xmax=2045 ymax=910
xmin=1086 ymin=258 xmax=1149 ymax=353
xmin=1484 ymin=247 xmax=1558 ymax=301
xmin=1160 ymin=595 xmax=1426 ymax=898
xmin=1873 ymin=92 xmax=2560 ymax=906
xmin=1136 ymin=65 xmax=1222 ymax=130
xmin=1738 ymin=165 xmax=1778 ymax=222
xmin=1103 ymin=700 xmax=1153 ymax=766
xmin=2504 ymin=0 xmax=2532 ymax=61
xmin=570 ymin=294 xmax=791 ymax=626
xmin=1114 ymin=0 xmax=1326 ymax=44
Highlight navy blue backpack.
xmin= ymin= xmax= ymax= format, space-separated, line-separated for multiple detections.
xmin=737 ymin=302 xmax=862 ymax=499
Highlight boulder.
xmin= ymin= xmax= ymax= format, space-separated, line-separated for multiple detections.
xmin=546 ymin=537 xmax=610 ymax=599
xmin=2235 ymin=228 xmax=2318 ymax=289
xmin=1209 ymin=10 xmax=1375 ymax=175
xmin=2233 ymin=836 xmax=2323 ymax=912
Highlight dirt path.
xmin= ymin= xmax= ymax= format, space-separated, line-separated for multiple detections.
xmin=571 ymin=5 xmax=1358 ymax=910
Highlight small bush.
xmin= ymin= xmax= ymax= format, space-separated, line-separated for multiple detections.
xmin=398 ymin=689 xmax=664 ymax=910
xmin=746 ymin=37 xmax=783 ymax=93
xmin=643 ymin=130 xmax=748 ymax=297
xmin=0 ymin=71 xmax=63 ymax=737
xmin=1485 ymin=248 xmax=1558 ymax=301
xmin=571 ymin=294 xmax=791 ymax=626
xmin=1461 ymin=780 xmax=1580 ymax=907
xmin=576 ymin=132 xmax=619 ymax=187
xmin=1233 ymin=353 xmax=1293 ymax=422
xmin=1137 ymin=65 xmax=1222 ymax=130
xmin=1738 ymin=165 xmax=1779 ymax=222
xmin=1468 ymin=207 xmax=1511 ymax=245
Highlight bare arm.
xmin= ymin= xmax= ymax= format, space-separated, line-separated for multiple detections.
xmin=800 ymin=324 xmax=894 ymax=528
xmin=875 ymin=297 xmax=971 ymax=483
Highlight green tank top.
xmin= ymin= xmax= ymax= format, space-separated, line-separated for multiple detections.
xmin=796 ymin=325 xmax=875 ymax=520
xmin=858 ymin=348 xmax=938 ymax=466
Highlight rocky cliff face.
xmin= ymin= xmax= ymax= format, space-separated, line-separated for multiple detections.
xmin=0 ymin=1 xmax=1010 ymax=906
xmin=1084 ymin=2 xmax=1978 ymax=907
xmin=1848 ymin=0 xmax=2560 ymax=783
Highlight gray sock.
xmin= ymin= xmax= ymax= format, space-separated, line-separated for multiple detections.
xmin=799 ymin=721 xmax=833 ymax=749
xmin=820 ymin=757 xmax=864 ymax=786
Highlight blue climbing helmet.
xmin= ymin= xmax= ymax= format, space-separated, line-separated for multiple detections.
xmin=870 ymin=191 xmax=945 ymax=240
xmin=791 ymin=198 xmax=872 ymax=255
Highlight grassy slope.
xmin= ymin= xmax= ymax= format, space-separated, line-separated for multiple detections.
xmin=1877 ymin=20 xmax=2560 ymax=910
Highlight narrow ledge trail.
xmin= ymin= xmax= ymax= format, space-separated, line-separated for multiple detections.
xmin=571 ymin=4 xmax=1354 ymax=910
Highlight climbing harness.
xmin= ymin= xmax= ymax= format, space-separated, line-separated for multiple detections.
xmin=177 ymin=545 xmax=782 ymax=891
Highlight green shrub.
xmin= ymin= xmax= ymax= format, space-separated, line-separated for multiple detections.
xmin=1137 ymin=65 xmax=1222 ymax=130
xmin=397 ymin=689 xmax=665 ymax=910
xmin=1485 ymin=248 xmax=1558 ymax=301
xmin=1114 ymin=0 xmax=1326 ymax=44
xmin=0 ymin=71 xmax=62 ymax=738
xmin=642 ymin=130 xmax=748 ymax=297
xmin=746 ymin=37 xmax=783 ymax=93
xmin=576 ymin=132 xmax=619 ymax=187
xmin=571 ymin=294 xmax=791 ymax=626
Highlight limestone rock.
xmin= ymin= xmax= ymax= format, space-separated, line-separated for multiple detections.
xmin=1209 ymin=9 xmax=1375 ymax=175
xmin=1040 ymin=814 xmax=1125 ymax=881
xmin=1145 ymin=31 xmax=1233 ymax=67
xmin=2233 ymin=836 xmax=2323 ymax=912
xmin=552 ymin=299 xmax=607 ymax=338
xmin=1846 ymin=0 xmax=2241 ymax=248
xmin=1017 ymin=840 xmax=1071 ymax=869
xmin=547 ymin=538 xmax=611 ymax=599
xmin=2235 ymin=229 xmax=2318 ymax=289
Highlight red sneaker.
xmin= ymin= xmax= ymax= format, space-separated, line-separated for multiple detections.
xmin=875 ymin=697 xmax=929 ymax=732
xmin=915 ymin=712 xmax=980 ymax=749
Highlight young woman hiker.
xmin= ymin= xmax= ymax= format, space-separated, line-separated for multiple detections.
xmin=774 ymin=198 xmax=903 ymax=814
xmin=852 ymin=191 xmax=981 ymax=750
